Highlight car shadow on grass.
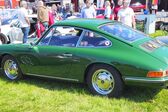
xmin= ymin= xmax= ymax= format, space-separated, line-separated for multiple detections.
xmin=0 ymin=75 xmax=164 ymax=102
xmin=122 ymin=86 xmax=162 ymax=102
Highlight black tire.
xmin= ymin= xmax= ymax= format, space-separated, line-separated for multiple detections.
xmin=1 ymin=55 xmax=22 ymax=81
xmin=0 ymin=33 xmax=7 ymax=44
xmin=86 ymin=64 xmax=123 ymax=98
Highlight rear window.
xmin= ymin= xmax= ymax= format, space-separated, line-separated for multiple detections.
xmin=99 ymin=24 xmax=147 ymax=42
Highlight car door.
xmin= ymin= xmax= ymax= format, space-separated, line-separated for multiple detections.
xmin=68 ymin=30 xmax=112 ymax=81
xmin=23 ymin=26 xmax=83 ymax=81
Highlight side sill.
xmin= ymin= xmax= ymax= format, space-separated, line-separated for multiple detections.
xmin=26 ymin=73 xmax=79 ymax=82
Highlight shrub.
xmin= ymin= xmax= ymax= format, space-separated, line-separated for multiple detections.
xmin=149 ymin=30 xmax=168 ymax=38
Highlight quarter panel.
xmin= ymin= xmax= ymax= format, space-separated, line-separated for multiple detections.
xmin=70 ymin=38 xmax=167 ymax=82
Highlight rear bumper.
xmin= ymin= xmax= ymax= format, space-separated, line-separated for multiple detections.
xmin=124 ymin=76 xmax=168 ymax=88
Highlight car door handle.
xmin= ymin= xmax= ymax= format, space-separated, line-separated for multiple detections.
xmin=62 ymin=53 xmax=72 ymax=57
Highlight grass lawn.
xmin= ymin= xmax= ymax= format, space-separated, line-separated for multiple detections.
xmin=0 ymin=29 xmax=168 ymax=112
xmin=0 ymin=75 xmax=168 ymax=112
xmin=150 ymin=30 xmax=168 ymax=38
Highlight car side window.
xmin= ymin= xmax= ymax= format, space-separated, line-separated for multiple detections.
xmin=38 ymin=26 xmax=82 ymax=47
xmin=100 ymin=24 xmax=146 ymax=42
xmin=48 ymin=26 xmax=82 ymax=47
xmin=38 ymin=28 xmax=53 ymax=46
xmin=79 ymin=31 xmax=112 ymax=47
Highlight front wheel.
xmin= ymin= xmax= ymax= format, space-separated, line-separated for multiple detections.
xmin=1 ymin=55 xmax=22 ymax=81
xmin=86 ymin=65 xmax=123 ymax=97
xmin=0 ymin=33 xmax=7 ymax=44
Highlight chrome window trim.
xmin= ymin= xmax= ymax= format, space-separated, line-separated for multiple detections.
xmin=37 ymin=25 xmax=84 ymax=47
xmin=76 ymin=29 xmax=112 ymax=48
xmin=36 ymin=26 xmax=54 ymax=45
xmin=76 ymin=30 xmax=85 ymax=47
xmin=37 ymin=25 xmax=112 ymax=48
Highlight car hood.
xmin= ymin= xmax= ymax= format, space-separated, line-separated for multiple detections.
xmin=133 ymin=38 xmax=168 ymax=65
xmin=1 ymin=25 xmax=11 ymax=35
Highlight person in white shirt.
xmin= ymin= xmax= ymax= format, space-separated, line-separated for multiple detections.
xmin=18 ymin=1 xmax=30 ymax=43
xmin=117 ymin=0 xmax=136 ymax=29
xmin=81 ymin=0 xmax=96 ymax=18
xmin=97 ymin=0 xmax=104 ymax=8
xmin=104 ymin=1 xmax=112 ymax=19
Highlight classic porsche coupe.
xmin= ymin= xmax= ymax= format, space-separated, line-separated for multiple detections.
xmin=0 ymin=19 xmax=168 ymax=97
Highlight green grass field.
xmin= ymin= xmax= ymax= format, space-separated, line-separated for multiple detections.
xmin=0 ymin=75 xmax=167 ymax=112
xmin=0 ymin=29 xmax=168 ymax=112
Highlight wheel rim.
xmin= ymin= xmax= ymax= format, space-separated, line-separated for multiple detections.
xmin=4 ymin=59 xmax=18 ymax=80
xmin=92 ymin=69 xmax=114 ymax=95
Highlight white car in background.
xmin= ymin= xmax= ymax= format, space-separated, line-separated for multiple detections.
xmin=0 ymin=20 xmax=23 ymax=44
xmin=0 ymin=9 xmax=37 ymax=44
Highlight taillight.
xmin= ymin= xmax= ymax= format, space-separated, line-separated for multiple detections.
xmin=147 ymin=70 xmax=168 ymax=78
xmin=147 ymin=71 xmax=164 ymax=78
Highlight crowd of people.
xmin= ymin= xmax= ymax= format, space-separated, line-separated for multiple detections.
xmin=80 ymin=0 xmax=136 ymax=28
xmin=1 ymin=0 xmax=137 ymax=44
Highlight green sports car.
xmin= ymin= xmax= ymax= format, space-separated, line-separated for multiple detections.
xmin=0 ymin=19 xmax=168 ymax=97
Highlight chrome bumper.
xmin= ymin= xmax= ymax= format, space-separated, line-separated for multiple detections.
xmin=124 ymin=76 xmax=168 ymax=88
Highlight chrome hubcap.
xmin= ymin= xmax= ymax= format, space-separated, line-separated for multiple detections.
xmin=4 ymin=59 xmax=18 ymax=80
xmin=92 ymin=69 xmax=114 ymax=95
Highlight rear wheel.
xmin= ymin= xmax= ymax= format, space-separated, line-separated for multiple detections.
xmin=1 ymin=55 xmax=22 ymax=81
xmin=86 ymin=64 xmax=123 ymax=97
xmin=0 ymin=33 xmax=7 ymax=44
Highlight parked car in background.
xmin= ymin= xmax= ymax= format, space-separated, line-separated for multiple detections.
xmin=0 ymin=19 xmax=168 ymax=97
xmin=155 ymin=21 xmax=168 ymax=31
xmin=96 ymin=8 xmax=114 ymax=20
xmin=0 ymin=9 xmax=37 ymax=44
xmin=0 ymin=20 xmax=23 ymax=44
xmin=130 ymin=0 xmax=146 ymax=12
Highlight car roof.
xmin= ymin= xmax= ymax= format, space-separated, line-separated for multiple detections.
xmin=54 ymin=19 xmax=114 ymax=30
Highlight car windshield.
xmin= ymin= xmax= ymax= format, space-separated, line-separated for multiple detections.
xmin=99 ymin=23 xmax=148 ymax=42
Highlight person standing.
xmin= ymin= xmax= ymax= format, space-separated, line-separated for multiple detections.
xmin=97 ymin=0 xmax=104 ymax=8
xmin=37 ymin=1 xmax=49 ymax=30
xmin=104 ymin=1 xmax=112 ymax=19
xmin=18 ymin=1 xmax=30 ymax=43
xmin=151 ymin=0 xmax=158 ymax=14
xmin=81 ymin=0 xmax=96 ymax=18
xmin=114 ymin=0 xmax=123 ymax=20
xmin=117 ymin=0 xmax=136 ymax=29
xmin=51 ymin=4 xmax=58 ymax=21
